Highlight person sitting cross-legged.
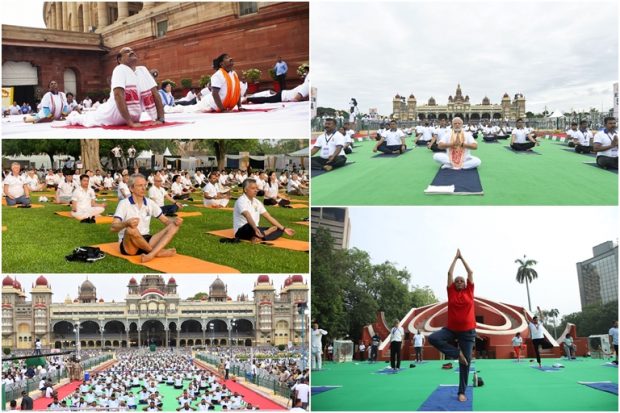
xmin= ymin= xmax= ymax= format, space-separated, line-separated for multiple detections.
xmin=71 ymin=174 xmax=107 ymax=223
xmin=433 ymin=117 xmax=481 ymax=170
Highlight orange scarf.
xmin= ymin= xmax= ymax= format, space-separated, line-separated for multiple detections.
xmin=219 ymin=68 xmax=240 ymax=111
xmin=448 ymin=130 xmax=465 ymax=169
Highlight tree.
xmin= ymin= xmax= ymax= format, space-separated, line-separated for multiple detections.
xmin=541 ymin=308 xmax=560 ymax=338
xmin=189 ymin=292 xmax=209 ymax=301
xmin=409 ymin=285 xmax=439 ymax=308
xmin=80 ymin=139 xmax=103 ymax=171
xmin=201 ymin=140 xmax=260 ymax=170
xmin=515 ymin=255 xmax=538 ymax=311
xmin=2 ymin=139 xmax=80 ymax=168
xmin=557 ymin=301 xmax=618 ymax=337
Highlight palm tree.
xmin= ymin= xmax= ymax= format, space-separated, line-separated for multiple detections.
xmin=547 ymin=308 xmax=560 ymax=338
xmin=515 ymin=255 xmax=538 ymax=311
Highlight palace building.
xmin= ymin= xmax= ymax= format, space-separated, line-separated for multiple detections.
xmin=3 ymin=2 xmax=308 ymax=105
xmin=392 ymin=84 xmax=526 ymax=122
xmin=1 ymin=274 xmax=308 ymax=350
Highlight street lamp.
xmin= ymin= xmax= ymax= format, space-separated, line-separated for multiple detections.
xmin=73 ymin=322 xmax=81 ymax=360
xmin=229 ymin=319 xmax=236 ymax=359
xmin=297 ymin=303 xmax=309 ymax=371
xmin=209 ymin=323 xmax=214 ymax=349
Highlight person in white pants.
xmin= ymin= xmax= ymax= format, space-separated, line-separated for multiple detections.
xmin=433 ymin=117 xmax=481 ymax=170
xmin=311 ymin=322 xmax=328 ymax=370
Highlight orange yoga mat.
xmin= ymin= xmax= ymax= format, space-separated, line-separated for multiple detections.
xmin=55 ymin=211 xmax=115 ymax=224
xmin=207 ymin=229 xmax=309 ymax=252
xmin=194 ymin=205 xmax=234 ymax=211
xmin=175 ymin=211 xmax=202 ymax=218
xmin=283 ymin=203 xmax=307 ymax=209
xmin=3 ymin=203 xmax=45 ymax=208
xmin=294 ymin=221 xmax=310 ymax=226
xmin=2 ymin=226 xmax=6 ymax=232
xmin=93 ymin=242 xmax=240 ymax=273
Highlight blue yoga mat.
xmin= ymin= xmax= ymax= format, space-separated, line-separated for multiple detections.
xmin=418 ymin=386 xmax=473 ymax=411
xmin=561 ymin=148 xmax=596 ymax=157
xmin=376 ymin=367 xmax=406 ymax=374
xmin=428 ymin=167 xmax=483 ymax=194
xmin=579 ymin=382 xmax=618 ymax=395
xmin=531 ymin=365 xmax=562 ymax=372
xmin=504 ymin=146 xmax=542 ymax=155
xmin=372 ymin=148 xmax=413 ymax=158
xmin=311 ymin=161 xmax=355 ymax=178
xmin=311 ymin=386 xmax=341 ymax=396
xmin=584 ymin=162 xmax=618 ymax=174
xmin=602 ymin=362 xmax=618 ymax=368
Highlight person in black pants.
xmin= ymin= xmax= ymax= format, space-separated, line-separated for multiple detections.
xmin=388 ymin=319 xmax=404 ymax=370
xmin=524 ymin=308 xmax=546 ymax=368
xmin=370 ymin=334 xmax=380 ymax=363
xmin=510 ymin=118 xmax=538 ymax=151
xmin=593 ymin=117 xmax=618 ymax=170
xmin=311 ymin=118 xmax=347 ymax=172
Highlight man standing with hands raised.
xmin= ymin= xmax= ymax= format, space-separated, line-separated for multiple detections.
xmin=429 ymin=249 xmax=476 ymax=402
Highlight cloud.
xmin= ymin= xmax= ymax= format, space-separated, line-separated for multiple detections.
xmin=312 ymin=1 xmax=618 ymax=115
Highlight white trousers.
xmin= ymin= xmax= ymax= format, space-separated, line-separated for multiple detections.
xmin=433 ymin=153 xmax=481 ymax=169
xmin=72 ymin=206 xmax=105 ymax=220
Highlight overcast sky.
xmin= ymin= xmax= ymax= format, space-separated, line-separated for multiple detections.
xmin=347 ymin=207 xmax=618 ymax=318
xmin=8 ymin=274 xmax=305 ymax=302
xmin=312 ymin=1 xmax=618 ymax=115
xmin=1 ymin=0 xmax=46 ymax=28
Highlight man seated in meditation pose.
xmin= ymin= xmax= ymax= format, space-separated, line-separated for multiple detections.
xmin=111 ymin=174 xmax=183 ymax=263
xmin=148 ymin=174 xmax=183 ymax=217
xmin=203 ymin=172 xmax=231 ymax=208
xmin=510 ymin=118 xmax=539 ymax=151
xmin=71 ymin=174 xmax=107 ymax=223
xmin=55 ymin=172 xmax=77 ymax=204
xmin=571 ymin=120 xmax=594 ymax=154
xmin=3 ymin=162 xmax=31 ymax=207
xmin=593 ymin=117 xmax=618 ymax=170
xmin=428 ymin=117 xmax=450 ymax=152
xmin=23 ymin=80 xmax=70 ymax=123
xmin=311 ymin=118 xmax=346 ymax=172
xmin=373 ymin=120 xmax=406 ymax=155
xmin=415 ymin=121 xmax=433 ymax=146
xmin=67 ymin=47 xmax=165 ymax=127
xmin=433 ymin=117 xmax=481 ymax=169
xmin=233 ymin=179 xmax=294 ymax=242
xmin=24 ymin=168 xmax=44 ymax=192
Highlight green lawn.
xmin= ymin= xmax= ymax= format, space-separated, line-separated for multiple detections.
xmin=311 ymin=358 xmax=618 ymax=411
xmin=2 ymin=190 xmax=309 ymax=273
xmin=311 ymin=138 xmax=618 ymax=205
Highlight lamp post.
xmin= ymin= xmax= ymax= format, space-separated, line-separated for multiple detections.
xmin=73 ymin=322 xmax=81 ymax=359
xmin=297 ymin=303 xmax=309 ymax=371
xmin=229 ymin=319 xmax=236 ymax=359
xmin=209 ymin=323 xmax=214 ymax=349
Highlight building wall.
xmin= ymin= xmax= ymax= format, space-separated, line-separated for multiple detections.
xmin=311 ymin=207 xmax=350 ymax=250
xmin=577 ymin=242 xmax=618 ymax=308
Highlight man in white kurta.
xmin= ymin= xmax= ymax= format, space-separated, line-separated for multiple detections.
xmin=203 ymin=173 xmax=230 ymax=208
xmin=67 ymin=47 xmax=165 ymax=127
xmin=71 ymin=175 xmax=106 ymax=222
xmin=311 ymin=323 xmax=328 ymax=370
xmin=433 ymin=117 xmax=481 ymax=170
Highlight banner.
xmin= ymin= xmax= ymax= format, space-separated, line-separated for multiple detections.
xmin=2 ymin=87 xmax=14 ymax=110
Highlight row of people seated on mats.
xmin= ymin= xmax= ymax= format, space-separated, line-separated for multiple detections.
xmin=21 ymin=49 xmax=304 ymax=126
xmin=44 ymin=350 xmax=256 ymax=411
xmin=566 ymin=117 xmax=618 ymax=169
xmin=2 ymin=164 xmax=308 ymax=209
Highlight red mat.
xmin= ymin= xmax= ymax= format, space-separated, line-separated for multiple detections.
xmin=52 ymin=121 xmax=190 ymax=130
xmin=32 ymin=381 xmax=80 ymax=410
xmin=193 ymin=359 xmax=285 ymax=410
xmin=207 ymin=108 xmax=275 ymax=113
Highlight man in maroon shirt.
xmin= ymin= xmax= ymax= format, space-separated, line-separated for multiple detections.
xmin=429 ymin=249 xmax=476 ymax=402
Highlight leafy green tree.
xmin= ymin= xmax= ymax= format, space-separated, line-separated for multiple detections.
xmin=2 ymin=139 xmax=80 ymax=167
xmin=557 ymin=300 xmax=618 ymax=337
xmin=515 ymin=255 xmax=538 ymax=311
xmin=189 ymin=292 xmax=209 ymax=301
xmin=409 ymin=285 xmax=439 ymax=308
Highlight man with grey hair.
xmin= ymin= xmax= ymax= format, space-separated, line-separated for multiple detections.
xmin=3 ymin=162 xmax=31 ymax=207
xmin=433 ymin=117 xmax=481 ymax=170
xmin=111 ymin=174 xmax=183 ymax=263
xmin=429 ymin=249 xmax=476 ymax=402
xmin=232 ymin=178 xmax=294 ymax=242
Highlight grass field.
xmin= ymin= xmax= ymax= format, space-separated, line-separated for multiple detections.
xmin=2 ymin=189 xmax=309 ymax=274
xmin=311 ymin=138 xmax=618 ymax=205
xmin=311 ymin=358 xmax=619 ymax=411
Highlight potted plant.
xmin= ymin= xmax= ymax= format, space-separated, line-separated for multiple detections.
xmin=297 ymin=63 xmax=309 ymax=77
xmin=180 ymin=78 xmax=192 ymax=95
xmin=269 ymin=68 xmax=280 ymax=92
xmin=243 ymin=68 xmax=261 ymax=94
xmin=199 ymin=75 xmax=211 ymax=90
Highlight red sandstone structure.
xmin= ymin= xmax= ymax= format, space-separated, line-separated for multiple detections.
xmin=2 ymin=2 xmax=308 ymax=105
xmin=360 ymin=298 xmax=589 ymax=361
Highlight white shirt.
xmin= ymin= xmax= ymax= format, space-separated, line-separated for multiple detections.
xmin=281 ymin=73 xmax=310 ymax=102
xmin=593 ymin=130 xmax=618 ymax=158
xmin=103 ymin=177 xmax=115 ymax=189
xmin=512 ymin=336 xmax=523 ymax=347
xmin=45 ymin=174 xmax=57 ymax=185
xmin=311 ymin=328 xmax=327 ymax=351
xmin=39 ymin=91 xmax=68 ymax=119
xmin=512 ymin=128 xmax=530 ymax=144
xmin=382 ymin=129 xmax=406 ymax=146
xmin=24 ymin=174 xmax=40 ymax=190
xmin=113 ymin=196 xmax=163 ymax=242
xmin=313 ymin=131 xmax=346 ymax=159
xmin=264 ymin=181 xmax=279 ymax=199
xmin=118 ymin=182 xmax=130 ymax=200
xmin=438 ymin=131 xmax=476 ymax=160
xmin=433 ymin=126 xmax=451 ymax=141
xmin=421 ymin=126 xmax=433 ymax=141
xmin=208 ymin=69 xmax=240 ymax=110
xmin=3 ymin=174 xmax=26 ymax=198
xmin=293 ymin=383 xmax=310 ymax=403
xmin=609 ymin=327 xmax=618 ymax=345
xmin=148 ymin=186 xmax=168 ymax=207
xmin=390 ymin=326 xmax=404 ymax=342
xmin=202 ymin=182 xmax=219 ymax=206
xmin=233 ymin=194 xmax=266 ymax=232
xmin=72 ymin=186 xmax=96 ymax=213
xmin=529 ymin=321 xmax=545 ymax=339
xmin=413 ymin=334 xmax=424 ymax=347
xmin=171 ymin=182 xmax=185 ymax=196
xmin=574 ymin=129 xmax=593 ymax=146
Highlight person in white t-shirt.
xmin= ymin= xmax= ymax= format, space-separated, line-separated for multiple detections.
xmin=524 ymin=307 xmax=546 ymax=368
xmin=103 ymin=173 xmax=115 ymax=190
xmin=373 ymin=120 xmax=406 ymax=155
xmin=413 ymin=330 xmax=425 ymax=363
xmin=593 ymin=117 xmax=618 ymax=170
xmin=433 ymin=117 xmax=481 ymax=169
xmin=428 ymin=118 xmax=450 ymax=152
xmin=45 ymin=170 xmax=58 ymax=189
xmin=292 ymin=377 xmax=310 ymax=409
xmin=23 ymin=80 xmax=70 ymax=123
xmin=111 ymin=174 xmax=183 ymax=263
xmin=609 ymin=320 xmax=618 ymax=364
xmin=24 ymin=169 xmax=44 ymax=192
xmin=510 ymin=118 xmax=539 ymax=151
xmin=170 ymin=175 xmax=194 ymax=201
xmin=512 ymin=332 xmax=523 ymax=362
xmin=203 ymin=172 xmax=230 ymax=208
xmin=287 ymin=173 xmax=308 ymax=196
xmin=263 ymin=171 xmax=291 ymax=207
xmin=415 ymin=121 xmax=434 ymax=146
xmin=67 ymin=47 xmax=165 ymax=128
xmin=311 ymin=118 xmax=347 ymax=171
xmin=118 ymin=174 xmax=131 ymax=200
xmin=311 ymin=323 xmax=328 ymax=370
xmin=71 ymin=174 xmax=106 ymax=222
xmin=566 ymin=122 xmax=580 ymax=148
xmin=389 ymin=319 xmax=404 ymax=370
xmin=148 ymin=175 xmax=182 ymax=216
xmin=232 ymin=179 xmax=294 ymax=242
xmin=3 ymin=162 xmax=31 ymax=207
xmin=571 ymin=120 xmax=594 ymax=154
